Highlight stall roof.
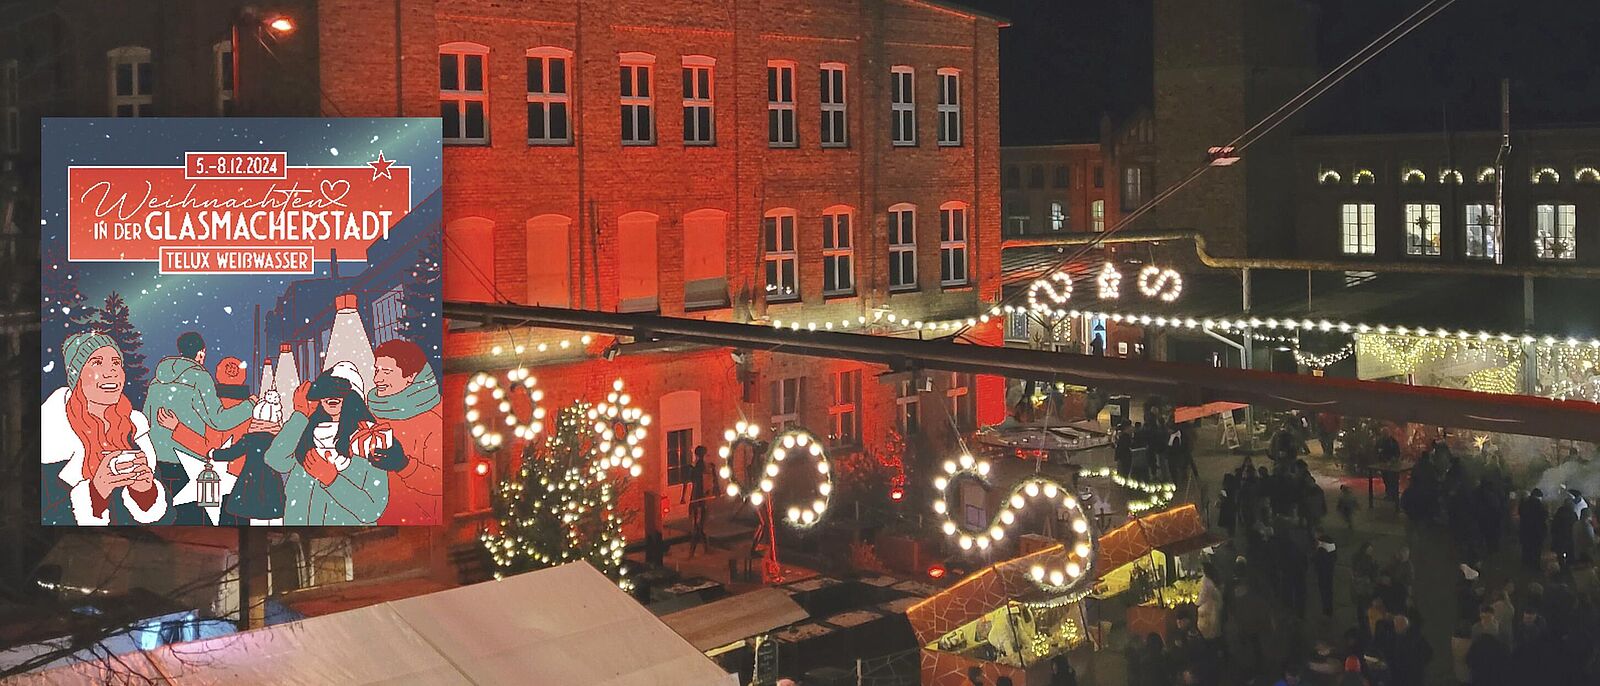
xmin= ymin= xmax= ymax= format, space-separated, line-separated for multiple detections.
xmin=1096 ymin=504 xmax=1211 ymax=576
xmin=11 ymin=563 xmax=736 ymax=686
xmin=660 ymin=588 xmax=808 ymax=652
xmin=906 ymin=544 xmax=1086 ymax=644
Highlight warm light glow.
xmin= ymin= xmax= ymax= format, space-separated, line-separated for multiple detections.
xmin=267 ymin=16 xmax=296 ymax=33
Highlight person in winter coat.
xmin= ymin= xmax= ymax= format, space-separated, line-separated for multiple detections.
xmin=1197 ymin=562 xmax=1224 ymax=640
xmin=264 ymin=371 xmax=394 ymax=525
xmin=367 ymin=339 xmax=443 ymax=525
xmin=156 ymin=356 xmax=283 ymax=524
xmin=1550 ymin=504 xmax=1577 ymax=568
xmin=41 ymin=332 xmax=168 ymax=525
xmin=1520 ymin=489 xmax=1548 ymax=569
xmin=1314 ymin=531 xmax=1338 ymax=618
xmin=143 ymin=331 xmax=256 ymax=524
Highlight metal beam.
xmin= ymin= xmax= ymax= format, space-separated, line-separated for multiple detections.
xmin=444 ymin=302 xmax=1600 ymax=443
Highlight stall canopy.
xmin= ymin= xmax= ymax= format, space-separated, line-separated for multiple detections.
xmin=1172 ymin=401 xmax=1247 ymax=425
xmin=661 ymin=587 xmax=808 ymax=652
xmin=10 ymin=562 xmax=737 ymax=686
xmin=1095 ymin=503 xmax=1212 ymax=576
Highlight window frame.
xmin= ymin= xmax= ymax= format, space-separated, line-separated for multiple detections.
xmin=888 ymin=203 xmax=918 ymax=292
xmin=1464 ymin=203 xmax=1498 ymax=260
xmin=936 ymin=68 xmax=960 ymax=146
xmin=1091 ymin=199 xmax=1105 ymax=232
xmin=1121 ymin=167 xmax=1144 ymax=211
xmin=108 ymin=46 xmax=153 ymax=118
xmin=890 ymin=66 xmax=916 ymax=146
xmin=947 ymin=372 xmax=974 ymax=431
xmin=767 ymin=60 xmax=797 ymax=148
xmin=771 ymin=377 xmax=801 ymax=431
xmin=1049 ymin=201 xmax=1066 ymax=232
xmin=763 ymin=209 xmax=799 ymax=303
xmin=820 ymin=62 xmax=848 ymax=148
xmin=939 ymin=202 xmax=969 ymax=287
xmin=829 ymin=368 xmax=862 ymax=448
xmin=1403 ymin=202 xmax=1441 ymax=257
xmin=665 ymin=428 xmax=694 ymax=487
xmin=895 ymin=378 xmax=921 ymax=435
xmin=526 ymin=47 xmax=573 ymax=145
xmin=1535 ymin=203 xmax=1577 ymax=260
xmin=212 ymin=41 xmax=234 ymax=116
xmin=1340 ymin=202 xmax=1376 ymax=256
xmin=822 ymin=206 xmax=855 ymax=297
xmin=439 ymin=42 xmax=489 ymax=144
xmin=680 ymin=55 xmax=715 ymax=146
xmin=619 ymin=52 xmax=656 ymax=146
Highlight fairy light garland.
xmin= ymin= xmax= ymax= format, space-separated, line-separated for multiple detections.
xmin=1075 ymin=467 xmax=1178 ymax=513
xmin=1576 ymin=167 xmax=1600 ymax=184
xmin=720 ymin=424 xmax=834 ymax=528
xmin=465 ymin=369 xmax=546 ymax=451
xmin=932 ymin=453 xmax=1098 ymax=594
xmin=1293 ymin=340 xmax=1356 ymax=369
xmin=488 ymin=334 xmax=596 ymax=358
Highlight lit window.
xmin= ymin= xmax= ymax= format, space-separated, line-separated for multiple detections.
xmin=947 ymin=372 xmax=974 ymax=431
xmin=829 ymin=369 xmax=861 ymax=448
xmin=896 ymin=379 xmax=920 ymax=435
xmin=1340 ymin=203 xmax=1375 ymax=255
xmin=1005 ymin=310 xmax=1031 ymax=342
xmin=1121 ymin=167 xmax=1144 ymax=211
xmin=888 ymin=204 xmax=918 ymax=291
xmin=1050 ymin=202 xmax=1066 ymax=231
xmin=771 ymin=378 xmax=801 ymax=430
xmin=620 ymin=53 xmax=655 ymax=145
xmin=820 ymin=63 xmax=847 ymax=147
xmin=763 ymin=209 xmax=798 ymax=302
xmin=682 ymin=56 xmax=714 ymax=146
xmin=527 ymin=47 xmax=572 ymax=145
xmin=440 ymin=42 xmax=488 ymax=144
xmin=1465 ymin=204 xmax=1497 ymax=259
xmin=767 ymin=61 xmax=796 ymax=147
xmin=212 ymin=41 xmax=234 ymax=116
xmin=108 ymin=46 xmax=153 ymax=117
xmin=2 ymin=59 xmax=18 ymax=153
xmin=939 ymin=202 xmax=969 ymax=286
xmin=666 ymin=428 xmax=694 ymax=486
xmin=822 ymin=206 xmax=854 ymax=296
xmin=1091 ymin=200 xmax=1105 ymax=232
xmin=1403 ymin=203 xmax=1441 ymax=256
xmin=890 ymin=66 xmax=915 ymax=146
xmin=1535 ymin=204 xmax=1576 ymax=260
xmin=936 ymin=68 xmax=960 ymax=146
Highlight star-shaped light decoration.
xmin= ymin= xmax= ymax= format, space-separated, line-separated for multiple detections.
xmin=368 ymin=151 xmax=396 ymax=180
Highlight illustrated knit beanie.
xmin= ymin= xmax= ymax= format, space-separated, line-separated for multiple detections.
xmin=63 ymin=331 xmax=119 ymax=389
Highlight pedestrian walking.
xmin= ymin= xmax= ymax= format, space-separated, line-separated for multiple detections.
xmin=1337 ymin=484 xmax=1358 ymax=529
xmin=1314 ymin=531 xmax=1337 ymax=618
xmin=1520 ymin=489 xmax=1548 ymax=570
xmin=681 ymin=445 xmax=719 ymax=557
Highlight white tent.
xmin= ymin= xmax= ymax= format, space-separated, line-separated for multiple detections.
xmin=8 ymin=563 xmax=737 ymax=686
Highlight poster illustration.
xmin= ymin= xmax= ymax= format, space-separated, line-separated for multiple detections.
xmin=40 ymin=118 xmax=443 ymax=527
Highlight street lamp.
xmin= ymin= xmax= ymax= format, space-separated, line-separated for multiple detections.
xmin=267 ymin=16 xmax=295 ymax=34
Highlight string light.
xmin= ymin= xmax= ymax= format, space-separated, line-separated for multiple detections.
xmin=1075 ymin=467 xmax=1178 ymax=513
xmin=932 ymin=454 xmax=1098 ymax=594
xmin=1028 ymin=272 xmax=1074 ymax=310
xmin=1576 ymin=167 xmax=1600 ymax=184
xmin=1531 ymin=167 xmax=1560 ymax=184
xmin=1438 ymin=168 xmax=1463 ymax=185
xmin=1477 ymin=166 xmax=1496 ymax=184
xmin=1317 ymin=169 xmax=1341 ymax=185
xmin=721 ymin=425 xmax=834 ymax=529
xmin=1353 ymin=169 xmax=1375 ymax=185
xmin=1135 ymin=266 xmax=1183 ymax=302
xmin=1401 ymin=167 xmax=1426 ymax=184
xmin=487 ymin=333 xmax=596 ymax=357
xmin=1293 ymin=340 xmax=1355 ymax=369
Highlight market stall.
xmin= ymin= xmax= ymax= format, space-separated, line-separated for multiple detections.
xmin=1088 ymin=503 xmax=1219 ymax=641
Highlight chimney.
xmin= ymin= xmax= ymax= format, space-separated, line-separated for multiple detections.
xmin=280 ymin=343 xmax=292 ymax=353
xmin=337 ymin=293 xmax=357 ymax=311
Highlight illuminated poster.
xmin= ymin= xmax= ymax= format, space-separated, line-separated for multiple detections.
xmin=40 ymin=118 xmax=443 ymax=527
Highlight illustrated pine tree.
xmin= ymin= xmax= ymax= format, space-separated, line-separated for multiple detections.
xmin=39 ymin=243 xmax=99 ymax=391
xmin=95 ymin=292 xmax=150 ymax=406
xmin=397 ymin=232 xmax=442 ymax=355
xmin=481 ymin=401 xmax=633 ymax=588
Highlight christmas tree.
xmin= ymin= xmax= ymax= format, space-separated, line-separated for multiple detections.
xmin=40 ymin=243 xmax=99 ymax=391
xmin=96 ymin=292 xmax=150 ymax=406
xmin=397 ymin=233 xmax=442 ymax=357
xmin=481 ymin=401 xmax=632 ymax=589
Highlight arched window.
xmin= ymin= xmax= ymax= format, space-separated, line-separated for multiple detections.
xmin=822 ymin=205 xmax=854 ymax=296
xmin=939 ymin=201 xmax=969 ymax=286
xmin=525 ymin=215 xmax=571 ymax=307
xmin=526 ymin=47 xmax=572 ymax=144
xmin=440 ymin=42 xmax=489 ymax=144
xmin=620 ymin=52 xmax=656 ymax=145
xmin=444 ymin=217 xmax=495 ymax=303
xmin=617 ymin=211 xmax=659 ymax=312
xmin=763 ymin=208 xmax=799 ymax=302
xmin=888 ymin=203 xmax=917 ymax=291
xmin=683 ymin=209 xmax=729 ymax=309
xmin=108 ymin=46 xmax=152 ymax=117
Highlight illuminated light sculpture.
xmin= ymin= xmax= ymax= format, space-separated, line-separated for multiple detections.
xmin=1577 ymin=167 xmax=1600 ymax=184
xmin=1352 ymin=168 xmax=1375 ymax=185
xmin=721 ymin=425 xmax=834 ymax=528
xmin=1075 ymin=466 xmax=1179 ymax=514
xmin=1439 ymin=168 xmax=1464 ymax=185
xmin=587 ymin=378 xmax=651 ymax=478
xmin=933 ymin=454 xmax=1098 ymax=596
xmin=1477 ymin=166 xmax=1497 ymax=184
xmin=1027 ymin=272 xmax=1074 ymax=312
xmin=1401 ymin=167 xmax=1426 ymax=184
xmin=465 ymin=369 xmax=547 ymax=452
xmin=1317 ymin=169 xmax=1342 ymax=185
xmin=1531 ymin=167 xmax=1560 ymax=184
xmin=1136 ymin=265 xmax=1183 ymax=302
xmin=1096 ymin=262 xmax=1122 ymax=300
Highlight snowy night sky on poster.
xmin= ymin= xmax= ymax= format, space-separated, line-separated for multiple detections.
xmin=39 ymin=118 xmax=442 ymax=400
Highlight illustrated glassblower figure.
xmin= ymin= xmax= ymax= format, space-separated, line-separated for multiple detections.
xmin=41 ymin=331 xmax=169 ymax=525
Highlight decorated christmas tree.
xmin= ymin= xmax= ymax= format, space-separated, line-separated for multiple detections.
xmin=481 ymin=401 xmax=632 ymax=589
xmin=40 ymin=243 xmax=99 ymax=391
xmin=398 ymin=233 xmax=442 ymax=357
xmin=96 ymin=291 xmax=150 ymax=406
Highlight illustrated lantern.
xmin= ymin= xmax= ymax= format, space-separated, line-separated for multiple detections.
xmin=196 ymin=461 xmax=223 ymax=508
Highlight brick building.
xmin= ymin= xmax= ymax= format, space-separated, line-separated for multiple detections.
xmin=999 ymin=142 xmax=1110 ymax=237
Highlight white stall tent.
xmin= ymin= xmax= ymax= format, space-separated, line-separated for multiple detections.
xmin=7 ymin=563 xmax=737 ymax=686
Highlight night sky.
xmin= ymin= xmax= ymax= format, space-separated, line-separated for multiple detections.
xmin=968 ymin=0 xmax=1600 ymax=143
xmin=39 ymin=118 xmax=442 ymax=398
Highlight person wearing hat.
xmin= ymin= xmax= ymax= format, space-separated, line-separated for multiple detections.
xmin=263 ymin=370 xmax=393 ymax=525
xmin=144 ymin=331 xmax=256 ymax=525
xmin=41 ymin=331 xmax=169 ymax=525
xmin=156 ymin=356 xmax=287 ymax=525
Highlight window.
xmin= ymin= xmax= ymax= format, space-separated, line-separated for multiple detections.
xmin=1050 ymin=202 xmax=1066 ymax=231
xmin=1006 ymin=202 xmax=1029 ymax=234
xmin=888 ymin=204 xmax=917 ymax=291
xmin=440 ymin=43 xmax=488 ymax=143
xmin=371 ymin=285 xmax=405 ymax=345
xmin=1465 ymin=204 xmax=1497 ymax=259
xmin=822 ymin=207 xmax=854 ymax=296
xmin=1091 ymin=200 xmax=1105 ymax=232
xmin=1003 ymin=166 xmax=1021 ymax=189
xmin=767 ymin=62 xmax=796 ymax=147
xmin=939 ymin=202 xmax=969 ymax=286
xmin=1053 ymin=165 xmax=1070 ymax=188
xmin=2 ymin=60 xmax=17 ymax=153
xmin=681 ymin=56 xmax=714 ymax=145
xmin=830 ymin=369 xmax=861 ymax=447
xmin=1093 ymin=165 xmax=1104 ymax=189
xmin=527 ymin=48 xmax=572 ymax=144
xmin=1340 ymin=203 xmax=1376 ymax=255
xmin=213 ymin=41 xmax=234 ymax=116
xmin=617 ymin=212 xmax=659 ymax=312
xmin=444 ymin=217 xmax=495 ymax=302
xmin=1535 ymin=204 xmax=1576 ymax=260
xmin=896 ymin=379 xmax=920 ymax=435
xmin=620 ymin=54 xmax=655 ymax=145
xmin=891 ymin=66 xmax=915 ymax=146
xmin=108 ymin=46 xmax=153 ymax=117
xmin=665 ymin=428 xmax=694 ymax=486
xmin=1028 ymin=166 xmax=1045 ymax=189
xmin=947 ymin=372 xmax=974 ymax=431
xmin=936 ymin=68 xmax=960 ymax=146
xmin=526 ymin=215 xmax=572 ymax=307
xmin=763 ymin=210 xmax=798 ymax=302
xmin=1121 ymin=167 xmax=1144 ymax=211
xmin=820 ymin=63 xmax=847 ymax=147
xmin=771 ymin=378 xmax=801 ymax=430
xmin=683 ymin=209 xmax=729 ymax=308
xmin=1005 ymin=310 xmax=1031 ymax=343
xmin=1403 ymin=203 xmax=1441 ymax=256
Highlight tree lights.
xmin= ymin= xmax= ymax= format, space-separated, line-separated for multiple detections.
xmin=932 ymin=453 xmax=1098 ymax=595
xmin=719 ymin=423 xmax=834 ymax=528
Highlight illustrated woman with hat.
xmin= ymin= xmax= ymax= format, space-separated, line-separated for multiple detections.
xmin=41 ymin=331 xmax=169 ymax=525
xmin=263 ymin=367 xmax=395 ymax=525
